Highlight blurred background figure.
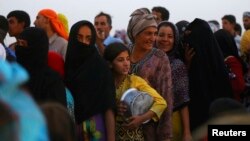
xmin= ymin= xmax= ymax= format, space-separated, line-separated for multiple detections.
xmin=114 ymin=29 xmax=131 ymax=45
xmin=221 ymin=14 xmax=241 ymax=56
xmin=40 ymin=102 xmax=76 ymax=141
xmin=0 ymin=15 xmax=8 ymax=60
xmin=242 ymin=11 xmax=250 ymax=30
xmin=7 ymin=10 xmax=30 ymax=53
xmin=151 ymin=6 xmax=170 ymax=24
xmin=235 ymin=23 xmax=242 ymax=36
xmin=0 ymin=15 xmax=17 ymax=62
xmin=94 ymin=12 xmax=123 ymax=56
xmin=208 ymin=20 xmax=220 ymax=33
xmin=34 ymin=9 xmax=68 ymax=59
xmin=0 ymin=59 xmax=49 ymax=141
xmin=240 ymin=12 xmax=250 ymax=62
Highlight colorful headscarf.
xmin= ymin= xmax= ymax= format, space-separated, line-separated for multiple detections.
xmin=58 ymin=13 xmax=69 ymax=34
xmin=38 ymin=9 xmax=68 ymax=40
xmin=127 ymin=8 xmax=157 ymax=43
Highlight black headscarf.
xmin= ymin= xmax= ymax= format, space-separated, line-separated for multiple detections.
xmin=15 ymin=27 xmax=66 ymax=106
xmin=64 ymin=20 xmax=116 ymax=123
xmin=183 ymin=19 xmax=233 ymax=130
xmin=214 ymin=29 xmax=247 ymax=73
xmin=157 ymin=21 xmax=180 ymax=61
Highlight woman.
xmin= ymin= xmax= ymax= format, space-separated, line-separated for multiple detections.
xmin=214 ymin=29 xmax=246 ymax=102
xmin=127 ymin=8 xmax=173 ymax=141
xmin=104 ymin=42 xmax=167 ymax=141
xmin=48 ymin=51 xmax=75 ymax=121
xmin=182 ymin=18 xmax=233 ymax=131
xmin=15 ymin=27 xmax=67 ymax=106
xmin=64 ymin=20 xmax=116 ymax=141
xmin=156 ymin=21 xmax=192 ymax=141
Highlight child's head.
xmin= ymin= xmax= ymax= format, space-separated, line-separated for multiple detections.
xmin=104 ymin=42 xmax=130 ymax=75
xmin=40 ymin=102 xmax=76 ymax=141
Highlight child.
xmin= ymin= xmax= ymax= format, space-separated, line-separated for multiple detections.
xmin=104 ymin=42 xmax=167 ymax=141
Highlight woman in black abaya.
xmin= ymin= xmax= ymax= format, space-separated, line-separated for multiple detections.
xmin=15 ymin=27 xmax=66 ymax=106
xmin=182 ymin=19 xmax=233 ymax=131
xmin=64 ymin=20 xmax=116 ymax=141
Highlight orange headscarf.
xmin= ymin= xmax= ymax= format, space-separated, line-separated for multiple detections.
xmin=38 ymin=9 xmax=68 ymax=40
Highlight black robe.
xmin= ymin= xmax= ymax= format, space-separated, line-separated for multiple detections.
xmin=64 ymin=21 xmax=116 ymax=124
xmin=15 ymin=27 xmax=66 ymax=106
xmin=183 ymin=19 xmax=233 ymax=131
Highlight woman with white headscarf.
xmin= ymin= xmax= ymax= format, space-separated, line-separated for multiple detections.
xmin=127 ymin=8 xmax=173 ymax=141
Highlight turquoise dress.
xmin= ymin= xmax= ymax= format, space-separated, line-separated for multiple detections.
xmin=0 ymin=60 xmax=49 ymax=141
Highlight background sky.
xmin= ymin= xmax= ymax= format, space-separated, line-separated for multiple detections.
xmin=1 ymin=0 xmax=249 ymax=45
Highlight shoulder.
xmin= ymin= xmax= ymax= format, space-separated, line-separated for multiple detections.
xmin=150 ymin=48 xmax=170 ymax=66
xmin=130 ymin=74 xmax=144 ymax=81
xmin=172 ymin=58 xmax=186 ymax=68
xmin=55 ymin=36 xmax=68 ymax=44
xmin=153 ymin=48 xmax=167 ymax=58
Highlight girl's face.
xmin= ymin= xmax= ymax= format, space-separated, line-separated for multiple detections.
xmin=77 ymin=25 xmax=92 ymax=45
xmin=134 ymin=26 xmax=157 ymax=51
xmin=111 ymin=51 xmax=130 ymax=75
xmin=156 ymin=26 xmax=174 ymax=53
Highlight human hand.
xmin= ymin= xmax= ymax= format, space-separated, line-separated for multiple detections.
xmin=117 ymin=101 xmax=127 ymax=116
xmin=184 ymin=44 xmax=195 ymax=69
xmin=122 ymin=115 xmax=143 ymax=129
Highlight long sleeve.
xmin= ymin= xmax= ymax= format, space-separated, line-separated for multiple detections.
xmin=131 ymin=75 xmax=167 ymax=121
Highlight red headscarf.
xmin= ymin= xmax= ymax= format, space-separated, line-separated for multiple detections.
xmin=39 ymin=9 xmax=68 ymax=40
xmin=48 ymin=51 xmax=65 ymax=79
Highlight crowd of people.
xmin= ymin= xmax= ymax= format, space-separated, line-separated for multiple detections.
xmin=0 ymin=6 xmax=250 ymax=141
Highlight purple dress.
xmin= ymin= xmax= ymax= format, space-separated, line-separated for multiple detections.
xmin=130 ymin=47 xmax=173 ymax=140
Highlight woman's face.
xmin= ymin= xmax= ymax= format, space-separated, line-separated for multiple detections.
xmin=134 ymin=26 xmax=157 ymax=51
xmin=156 ymin=25 xmax=174 ymax=53
xmin=77 ymin=25 xmax=92 ymax=45
xmin=111 ymin=51 xmax=130 ymax=76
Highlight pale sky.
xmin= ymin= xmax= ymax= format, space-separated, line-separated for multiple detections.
xmin=1 ymin=0 xmax=250 ymax=45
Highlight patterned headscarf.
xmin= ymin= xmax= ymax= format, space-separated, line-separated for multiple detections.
xmin=38 ymin=9 xmax=68 ymax=40
xmin=127 ymin=8 xmax=157 ymax=43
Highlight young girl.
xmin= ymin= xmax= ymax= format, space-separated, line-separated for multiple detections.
xmin=104 ymin=42 xmax=167 ymax=141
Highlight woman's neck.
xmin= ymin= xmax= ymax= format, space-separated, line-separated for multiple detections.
xmin=114 ymin=74 xmax=127 ymax=88
xmin=130 ymin=45 xmax=151 ymax=63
